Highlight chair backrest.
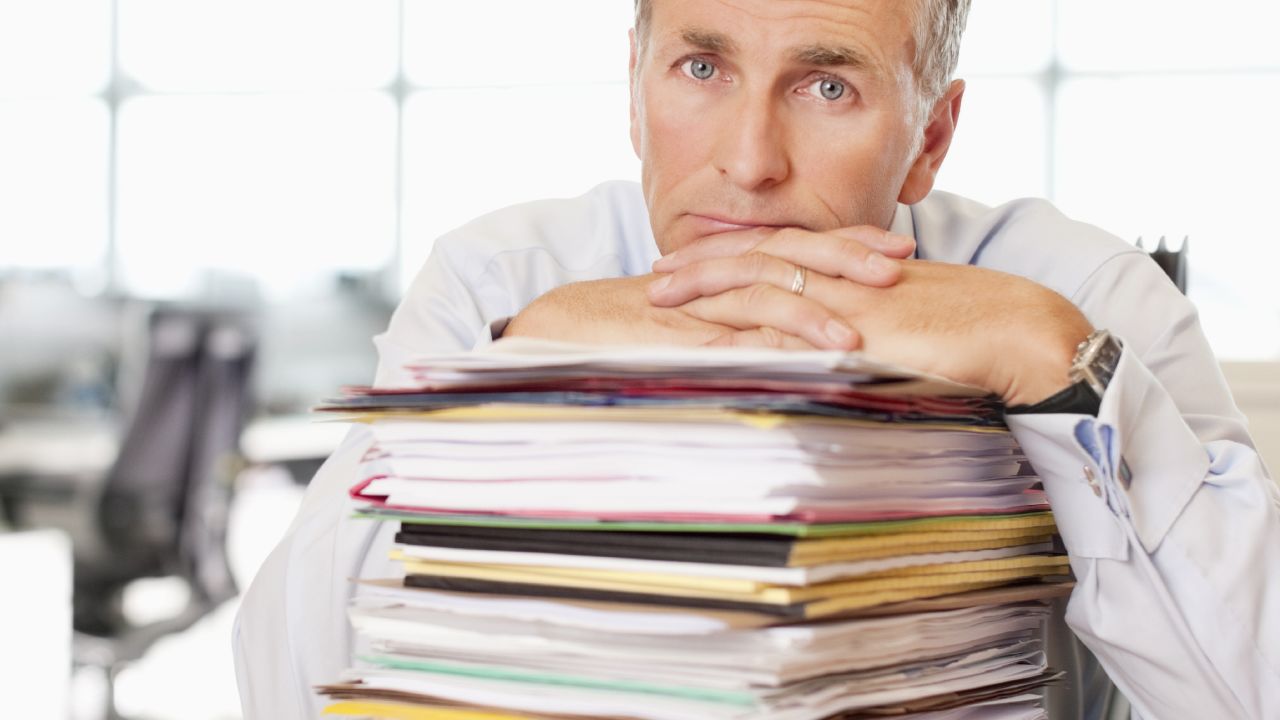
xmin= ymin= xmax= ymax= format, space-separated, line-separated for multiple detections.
xmin=96 ymin=309 xmax=203 ymax=577
xmin=93 ymin=307 xmax=255 ymax=592
xmin=1138 ymin=236 xmax=1188 ymax=294
xmin=181 ymin=316 xmax=255 ymax=604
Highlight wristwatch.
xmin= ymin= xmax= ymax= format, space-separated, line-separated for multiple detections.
xmin=1069 ymin=329 xmax=1124 ymax=398
xmin=1006 ymin=329 xmax=1124 ymax=416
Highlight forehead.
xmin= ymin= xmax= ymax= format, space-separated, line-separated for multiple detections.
xmin=646 ymin=0 xmax=917 ymax=76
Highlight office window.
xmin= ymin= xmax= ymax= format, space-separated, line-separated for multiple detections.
xmin=403 ymin=0 xmax=632 ymax=87
xmin=1056 ymin=1 xmax=1280 ymax=73
xmin=934 ymin=0 xmax=1052 ymax=204
xmin=935 ymin=0 xmax=1280 ymax=359
xmin=0 ymin=99 xmax=110 ymax=271
xmin=0 ymin=1 xmax=111 ymax=94
xmin=1 ymin=1 xmax=1277 ymax=359
xmin=110 ymin=0 xmax=400 ymax=299
xmin=935 ymin=77 xmax=1047 ymax=205
xmin=115 ymin=94 xmax=397 ymax=298
xmin=1054 ymin=75 xmax=1280 ymax=358
xmin=399 ymin=0 xmax=640 ymax=284
xmin=0 ymin=2 xmax=111 ymax=276
xmin=117 ymin=0 xmax=398 ymax=92
xmin=401 ymin=85 xmax=638 ymax=285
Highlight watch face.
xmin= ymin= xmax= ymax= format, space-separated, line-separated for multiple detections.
xmin=1090 ymin=332 xmax=1122 ymax=394
xmin=1070 ymin=330 xmax=1122 ymax=397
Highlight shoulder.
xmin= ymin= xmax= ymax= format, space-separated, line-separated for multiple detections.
xmin=428 ymin=180 xmax=654 ymax=287
xmin=387 ymin=181 xmax=653 ymax=363
xmin=910 ymin=191 xmax=1148 ymax=302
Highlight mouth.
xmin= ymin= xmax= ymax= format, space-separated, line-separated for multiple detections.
xmin=684 ymin=213 xmax=792 ymax=236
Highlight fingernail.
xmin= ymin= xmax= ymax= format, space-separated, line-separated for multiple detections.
xmin=649 ymin=275 xmax=672 ymax=293
xmin=653 ymin=250 xmax=678 ymax=268
xmin=825 ymin=319 xmax=855 ymax=346
xmin=867 ymin=252 xmax=897 ymax=275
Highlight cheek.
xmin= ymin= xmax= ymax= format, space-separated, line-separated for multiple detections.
xmin=639 ymin=84 xmax=712 ymax=184
xmin=795 ymin=115 xmax=915 ymax=225
xmin=637 ymin=80 xmax=721 ymax=247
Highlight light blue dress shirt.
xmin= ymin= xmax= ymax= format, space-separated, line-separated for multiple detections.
xmin=234 ymin=181 xmax=1279 ymax=719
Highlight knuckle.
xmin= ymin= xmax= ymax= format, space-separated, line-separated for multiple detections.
xmin=758 ymin=326 xmax=785 ymax=348
xmin=683 ymin=263 xmax=721 ymax=294
xmin=742 ymin=251 xmax=771 ymax=277
xmin=775 ymin=226 xmax=804 ymax=246
xmin=741 ymin=282 xmax=775 ymax=309
xmin=678 ymin=263 xmax=707 ymax=289
xmin=800 ymin=302 xmax=835 ymax=330
xmin=724 ymin=230 xmax=762 ymax=256
xmin=836 ymin=236 xmax=867 ymax=260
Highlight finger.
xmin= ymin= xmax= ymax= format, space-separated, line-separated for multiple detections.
xmin=651 ymin=228 xmax=770 ymax=272
xmin=652 ymin=225 xmax=914 ymax=273
xmin=656 ymin=226 xmax=904 ymax=287
xmin=647 ymin=253 xmax=804 ymax=307
xmin=704 ymin=327 xmax=817 ymax=350
xmin=748 ymin=227 xmax=902 ymax=287
xmin=681 ymin=284 xmax=861 ymax=350
xmin=829 ymin=226 xmax=916 ymax=259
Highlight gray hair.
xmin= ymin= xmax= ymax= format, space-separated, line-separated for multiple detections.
xmin=632 ymin=0 xmax=970 ymax=114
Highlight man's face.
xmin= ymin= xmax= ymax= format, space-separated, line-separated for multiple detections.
xmin=631 ymin=0 xmax=931 ymax=255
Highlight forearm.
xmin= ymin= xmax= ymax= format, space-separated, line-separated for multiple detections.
xmin=504 ymin=275 xmax=729 ymax=346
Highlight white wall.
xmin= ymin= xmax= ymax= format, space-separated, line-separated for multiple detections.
xmin=1222 ymin=362 xmax=1280 ymax=477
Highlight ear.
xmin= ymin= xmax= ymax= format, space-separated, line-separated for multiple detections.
xmin=629 ymin=28 xmax=642 ymax=158
xmin=898 ymin=79 xmax=965 ymax=205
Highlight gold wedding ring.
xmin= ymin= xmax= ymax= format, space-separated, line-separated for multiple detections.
xmin=790 ymin=264 xmax=808 ymax=296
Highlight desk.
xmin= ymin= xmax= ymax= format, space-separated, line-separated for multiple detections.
xmin=239 ymin=413 xmax=349 ymax=466
xmin=0 ymin=416 xmax=118 ymax=479
xmin=0 ymin=412 xmax=347 ymax=494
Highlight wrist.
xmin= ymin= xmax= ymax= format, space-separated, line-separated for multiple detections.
xmin=1001 ymin=318 xmax=1093 ymax=407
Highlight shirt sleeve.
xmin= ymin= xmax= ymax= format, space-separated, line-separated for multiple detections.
xmin=1005 ymin=255 xmax=1280 ymax=719
xmin=233 ymin=243 xmax=493 ymax=718
xmin=373 ymin=240 xmax=504 ymax=387
xmin=232 ymin=427 xmax=382 ymax=719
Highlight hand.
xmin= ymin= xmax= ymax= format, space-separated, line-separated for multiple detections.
xmin=506 ymin=224 xmax=914 ymax=350
xmin=653 ymin=247 xmax=1092 ymax=405
xmin=652 ymin=225 xmax=917 ymax=292
xmin=644 ymin=225 xmax=917 ymax=349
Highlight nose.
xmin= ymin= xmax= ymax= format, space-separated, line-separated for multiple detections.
xmin=711 ymin=89 xmax=790 ymax=192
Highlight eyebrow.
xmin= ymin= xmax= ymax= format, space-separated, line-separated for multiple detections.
xmin=680 ymin=28 xmax=737 ymax=55
xmin=676 ymin=27 xmax=872 ymax=73
xmin=790 ymin=43 xmax=871 ymax=70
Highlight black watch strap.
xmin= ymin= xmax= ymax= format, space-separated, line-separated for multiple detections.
xmin=1005 ymin=380 xmax=1100 ymax=417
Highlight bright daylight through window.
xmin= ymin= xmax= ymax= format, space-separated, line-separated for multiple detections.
xmin=0 ymin=0 xmax=1277 ymax=359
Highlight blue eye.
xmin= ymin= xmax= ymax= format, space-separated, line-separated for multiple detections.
xmin=682 ymin=58 xmax=716 ymax=80
xmin=809 ymin=78 xmax=846 ymax=101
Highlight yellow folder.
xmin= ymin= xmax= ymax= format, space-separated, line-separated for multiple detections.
xmin=324 ymin=701 xmax=531 ymax=719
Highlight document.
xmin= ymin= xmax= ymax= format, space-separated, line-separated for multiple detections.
xmin=317 ymin=341 xmax=1068 ymax=719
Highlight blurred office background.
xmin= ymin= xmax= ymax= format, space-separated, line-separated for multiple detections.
xmin=0 ymin=1 xmax=1277 ymax=718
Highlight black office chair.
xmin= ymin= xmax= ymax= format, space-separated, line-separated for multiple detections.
xmin=5 ymin=306 xmax=256 ymax=718
xmin=1137 ymin=236 xmax=1188 ymax=294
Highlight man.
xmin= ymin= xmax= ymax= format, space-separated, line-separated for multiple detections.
xmin=235 ymin=1 xmax=1280 ymax=718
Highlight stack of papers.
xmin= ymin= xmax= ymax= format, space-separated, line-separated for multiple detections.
xmin=317 ymin=340 xmax=1070 ymax=719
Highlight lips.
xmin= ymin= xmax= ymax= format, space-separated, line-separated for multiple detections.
xmin=684 ymin=213 xmax=790 ymax=236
